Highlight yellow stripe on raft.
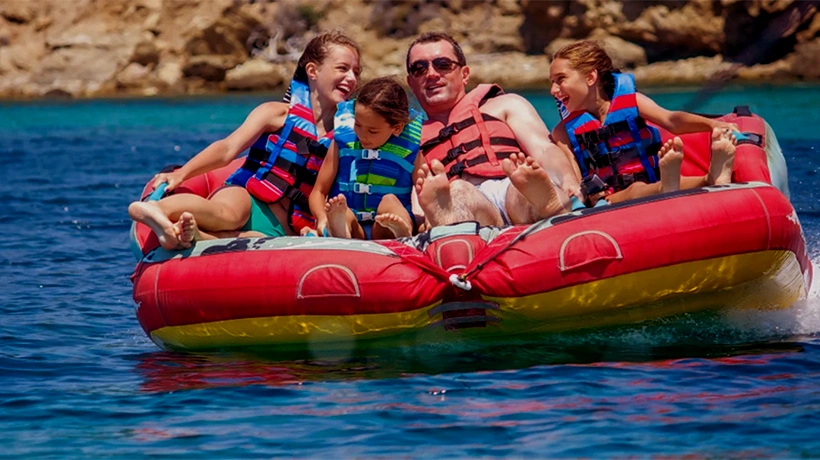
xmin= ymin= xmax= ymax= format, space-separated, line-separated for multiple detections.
xmin=151 ymin=300 xmax=445 ymax=350
xmin=483 ymin=250 xmax=806 ymax=333
xmin=150 ymin=250 xmax=805 ymax=350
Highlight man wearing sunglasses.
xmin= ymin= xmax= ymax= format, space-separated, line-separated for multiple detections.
xmin=406 ymin=32 xmax=581 ymax=228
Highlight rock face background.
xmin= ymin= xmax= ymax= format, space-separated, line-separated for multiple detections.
xmin=0 ymin=0 xmax=818 ymax=99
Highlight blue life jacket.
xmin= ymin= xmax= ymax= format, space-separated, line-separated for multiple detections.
xmin=226 ymin=78 xmax=331 ymax=233
xmin=329 ymin=100 xmax=422 ymax=225
xmin=562 ymin=73 xmax=662 ymax=192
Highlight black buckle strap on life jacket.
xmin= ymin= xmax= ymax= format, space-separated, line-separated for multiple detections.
xmin=577 ymin=118 xmax=648 ymax=150
xmin=580 ymin=174 xmax=608 ymax=200
xmin=260 ymin=170 xmax=310 ymax=209
xmin=420 ymin=114 xmax=503 ymax=152
xmin=245 ymin=153 xmax=318 ymax=189
xmin=439 ymin=137 xmax=520 ymax=167
xmin=607 ymin=166 xmax=658 ymax=192
xmin=445 ymin=151 xmax=516 ymax=179
xmin=307 ymin=139 xmax=329 ymax=158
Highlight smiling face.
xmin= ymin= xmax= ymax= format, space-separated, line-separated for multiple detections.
xmin=406 ymin=40 xmax=469 ymax=116
xmin=309 ymin=45 xmax=361 ymax=106
xmin=549 ymin=57 xmax=597 ymax=114
xmin=354 ymin=103 xmax=404 ymax=149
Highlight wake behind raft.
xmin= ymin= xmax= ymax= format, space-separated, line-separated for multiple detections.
xmin=130 ymin=107 xmax=812 ymax=351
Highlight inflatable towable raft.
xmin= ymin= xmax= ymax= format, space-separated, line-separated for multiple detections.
xmin=131 ymin=108 xmax=812 ymax=351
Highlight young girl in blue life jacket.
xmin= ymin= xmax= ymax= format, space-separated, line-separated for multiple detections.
xmin=549 ymin=40 xmax=738 ymax=206
xmin=309 ymin=76 xmax=425 ymax=239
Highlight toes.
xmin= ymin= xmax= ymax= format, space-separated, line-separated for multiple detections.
xmin=501 ymin=158 xmax=515 ymax=176
xmin=672 ymin=137 xmax=684 ymax=152
xmin=430 ymin=159 xmax=445 ymax=175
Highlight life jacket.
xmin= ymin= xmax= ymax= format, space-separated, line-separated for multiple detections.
xmin=420 ymin=84 xmax=521 ymax=179
xmin=329 ymin=100 xmax=422 ymax=226
xmin=562 ymin=73 xmax=662 ymax=192
xmin=226 ymin=79 xmax=331 ymax=234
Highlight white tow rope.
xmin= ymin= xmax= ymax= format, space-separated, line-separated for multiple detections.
xmin=449 ymin=274 xmax=472 ymax=291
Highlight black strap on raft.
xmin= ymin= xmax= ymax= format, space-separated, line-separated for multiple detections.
xmin=733 ymin=106 xmax=753 ymax=117
xmin=160 ymin=164 xmax=182 ymax=174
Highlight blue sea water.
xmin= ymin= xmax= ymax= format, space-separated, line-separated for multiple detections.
xmin=2 ymin=85 xmax=820 ymax=458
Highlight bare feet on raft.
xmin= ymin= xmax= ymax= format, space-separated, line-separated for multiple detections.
xmin=415 ymin=159 xmax=458 ymax=227
xmin=501 ymin=153 xmax=563 ymax=218
xmin=128 ymin=201 xmax=181 ymax=250
xmin=325 ymin=194 xmax=351 ymax=238
xmin=658 ymin=137 xmax=684 ymax=193
xmin=375 ymin=213 xmax=412 ymax=238
xmin=176 ymin=212 xmax=199 ymax=248
xmin=707 ymin=127 xmax=737 ymax=186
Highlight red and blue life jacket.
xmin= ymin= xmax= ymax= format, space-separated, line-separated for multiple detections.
xmin=227 ymin=79 xmax=331 ymax=233
xmin=329 ymin=100 xmax=422 ymax=236
xmin=563 ymin=73 xmax=662 ymax=192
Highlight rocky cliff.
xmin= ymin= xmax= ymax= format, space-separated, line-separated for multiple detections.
xmin=0 ymin=0 xmax=817 ymax=99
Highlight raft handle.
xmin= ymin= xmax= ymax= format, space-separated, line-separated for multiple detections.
xmin=147 ymin=182 xmax=168 ymax=202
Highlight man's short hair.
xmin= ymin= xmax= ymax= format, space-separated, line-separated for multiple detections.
xmin=406 ymin=32 xmax=467 ymax=72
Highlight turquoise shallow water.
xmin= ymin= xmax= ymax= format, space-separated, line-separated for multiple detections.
xmin=2 ymin=85 xmax=820 ymax=457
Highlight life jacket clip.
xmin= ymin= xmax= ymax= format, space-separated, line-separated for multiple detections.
xmin=580 ymin=174 xmax=607 ymax=199
xmin=446 ymin=143 xmax=468 ymax=161
xmin=356 ymin=211 xmax=375 ymax=222
xmin=438 ymin=123 xmax=459 ymax=140
xmin=361 ymin=149 xmax=380 ymax=160
xmin=353 ymin=183 xmax=371 ymax=194
xmin=448 ymin=161 xmax=467 ymax=178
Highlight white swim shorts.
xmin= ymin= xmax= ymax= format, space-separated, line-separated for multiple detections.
xmin=476 ymin=177 xmax=512 ymax=226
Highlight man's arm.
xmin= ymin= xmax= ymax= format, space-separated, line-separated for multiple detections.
xmin=486 ymin=93 xmax=581 ymax=197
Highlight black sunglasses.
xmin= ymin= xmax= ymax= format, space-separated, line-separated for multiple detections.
xmin=408 ymin=57 xmax=463 ymax=78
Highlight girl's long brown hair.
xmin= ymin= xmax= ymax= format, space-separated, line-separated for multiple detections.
xmin=553 ymin=40 xmax=618 ymax=97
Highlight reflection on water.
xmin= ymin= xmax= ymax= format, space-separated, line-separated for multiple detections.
xmin=135 ymin=314 xmax=808 ymax=393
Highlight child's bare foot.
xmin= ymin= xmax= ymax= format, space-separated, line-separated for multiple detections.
xmin=128 ymin=201 xmax=181 ymax=250
xmin=375 ymin=213 xmax=412 ymax=238
xmin=176 ymin=212 xmax=199 ymax=248
xmin=325 ymin=194 xmax=351 ymax=238
xmin=502 ymin=153 xmax=564 ymax=218
xmin=707 ymin=128 xmax=737 ymax=186
xmin=658 ymin=137 xmax=684 ymax=193
xmin=416 ymin=160 xmax=465 ymax=227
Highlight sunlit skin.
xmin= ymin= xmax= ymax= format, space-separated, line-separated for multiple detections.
xmin=353 ymin=104 xmax=404 ymax=149
xmin=309 ymin=45 xmax=361 ymax=108
xmin=549 ymin=57 xmax=605 ymax=118
xmin=405 ymin=41 xmax=469 ymax=121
